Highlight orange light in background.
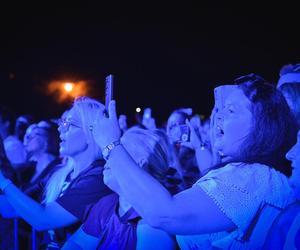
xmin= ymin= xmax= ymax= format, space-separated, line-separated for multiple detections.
xmin=63 ymin=83 xmax=74 ymax=92
xmin=47 ymin=80 xmax=89 ymax=103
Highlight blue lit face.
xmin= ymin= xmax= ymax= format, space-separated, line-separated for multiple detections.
xmin=287 ymin=130 xmax=300 ymax=185
xmin=103 ymin=161 xmax=120 ymax=192
xmin=103 ymin=133 xmax=146 ymax=193
xmin=167 ymin=112 xmax=186 ymax=143
xmin=25 ymin=127 xmax=47 ymax=157
xmin=58 ymin=108 xmax=88 ymax=157
xmin=213 ymin=88 xmax=253 ymax=160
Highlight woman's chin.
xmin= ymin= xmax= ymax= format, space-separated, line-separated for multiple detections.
xmin=104 ymin=178 xmax=116 ymax=191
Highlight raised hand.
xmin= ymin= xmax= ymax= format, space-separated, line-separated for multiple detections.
xmin=92 ymin=100 xmax=122 ymax=150
xmin=142 ymin=108 xmax=156 ymax=130
xmin=118 ymin=114 xmax=128 ymax=133
xmin=180 ymin=118 xmax=203 ymax=150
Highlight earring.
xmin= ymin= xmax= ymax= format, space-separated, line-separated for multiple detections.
xmin=218 ymin=150 xmax=224 ymax=156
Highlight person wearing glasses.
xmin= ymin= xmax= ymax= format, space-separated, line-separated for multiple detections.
xmin=1 ymin=120 xmax=62 ymax=248
xmin=0 ymin=97 xmax=112 ymax=249
xmin=1 ymin=120 xmax=61 ymax=211
xmin=62 ymin=127 xmax=178 ymax=250
xmin=92 ymin=74 xmax=297 ymax=249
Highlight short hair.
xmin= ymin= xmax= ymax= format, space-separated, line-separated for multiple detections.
xmin=169 ymin=109 xmax=192 ymax=124
xmin=278 ymin=83 xmax=300 ymax=126
xmin=231 ymin=73 xmax=298 ymax=176
xmin=277 ymin=63 xmax=300 ymax=127
xmin=122 ymin=127 xmax=171 ymax=185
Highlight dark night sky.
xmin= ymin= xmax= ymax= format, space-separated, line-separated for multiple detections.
xmin=0 ymin=3 xmax=300 ymax=126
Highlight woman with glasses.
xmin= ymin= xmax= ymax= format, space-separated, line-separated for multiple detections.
xmin=21 ymin=121 xmax=61 ymax=196
xmin=62 ymin=127 xmax=178 ymax=250
xmin=0 ymin=97 xmax=112 ymax=249
xmin=92 ymin=74 xmax=298 ymax=249
xmin=1 ymin=121 xmax=61 ymax=212
xmin=1 ymin=120 xmax=62 ymax=248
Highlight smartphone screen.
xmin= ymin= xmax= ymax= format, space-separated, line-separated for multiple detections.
xmin=105 ymin=74 xmax=114 ymax=112
xmin=179 ymin=124 xmax=190 ymax=142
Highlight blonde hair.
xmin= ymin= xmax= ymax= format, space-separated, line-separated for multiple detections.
xmin=121 ymin=127 xmax=171 ymax=184
xmin=43 ymin=97 xmax=104 ymax=204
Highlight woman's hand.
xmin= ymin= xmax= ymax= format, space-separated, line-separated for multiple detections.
xmin=181 ymin=118 xmax=203 ymax=150
xmin=118 ymin=114 xmax=128 ymax=132
xmin=92 ymin=100 xmax=122 ymax=149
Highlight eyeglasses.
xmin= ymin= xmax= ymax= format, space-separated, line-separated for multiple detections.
xmin=58 ymin=118 xmax=82 ymax=132
xmin=233 ymin=73 xmax=266 ymax=85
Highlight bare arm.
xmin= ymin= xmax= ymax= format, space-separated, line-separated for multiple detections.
xmin=181 ymin=119 xmax=213 ymax=176
xmin=136 ymin=220 xmax=177 ymax=250
xmin=94 ymin=100 xmax=235 ymax=235
xmin=194 ymin=147 xmax=213 ymax=176
xmin=109 ymin=146 xmax=234 ymax=234
xmin=0 ymin=195 xmax=17 ymax=218
xmin=1 ymin=182 xmax=77 ymax=231
xmin=62 ymin=226 xmax=100 ymax=250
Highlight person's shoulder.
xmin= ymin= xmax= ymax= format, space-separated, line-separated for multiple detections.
xmin=222 ymin=162 xmax=280 ymax=176
xmin=78 ymin=160 xmax=105 ymax=177
xmin=198 ymin=162 xmax=284 ymax=187
xmin=89 ymin=193 xmax=119 ymax=216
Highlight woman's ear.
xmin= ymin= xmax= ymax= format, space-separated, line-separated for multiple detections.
xmin=137 ymin=158 xmax=149 ymax=170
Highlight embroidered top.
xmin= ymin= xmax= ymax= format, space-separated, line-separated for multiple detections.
xmin=176 ymin=162 xmax=296 ymax=249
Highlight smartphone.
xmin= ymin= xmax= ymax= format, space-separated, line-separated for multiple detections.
xmin=179 ymin=124 xmax=190 ymax=142
xmin=171 ymin=124 xmax=190 ymax=143
xmin=105 ymin=74 xmax=114 ymax=112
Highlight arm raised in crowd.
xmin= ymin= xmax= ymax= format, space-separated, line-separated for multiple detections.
xmin=92 ymin=100 xmax=234 ymax=235
xmin=181 ymin=116 xmax=213 ymax=176
xmin=0 ymin=174 xmax=77 ymax=231
xmin=0 ymin=195 xmax=17 ymax=218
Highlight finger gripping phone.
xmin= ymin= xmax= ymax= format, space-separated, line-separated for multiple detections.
xmin=105 ymin=74 xmax=114 ymax=112
xmin=179 ymin=124 xmax=190 ymax=142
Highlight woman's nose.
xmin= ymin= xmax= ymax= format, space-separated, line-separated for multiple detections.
xmin=58 ymin=125 xmax=62 ymax=133
xmin=286 ymin=145 xmax=296 ymax=161
xmin=215 ymin=111 xmax=224 ymax=124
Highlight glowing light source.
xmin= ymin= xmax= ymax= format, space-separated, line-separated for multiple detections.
xmin=46 ymin=80 xmax=89 ymax=103
xmin=136 ymin=107 xmax=141 ymax=113
xmin=64 ymin=83 xmax=74 ymax=92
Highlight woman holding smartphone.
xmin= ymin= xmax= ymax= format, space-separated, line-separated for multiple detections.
xmin=91 ymin=74 xmax=297 ymax=249
xmin=62 ymin=127 xmax=178 ymax=250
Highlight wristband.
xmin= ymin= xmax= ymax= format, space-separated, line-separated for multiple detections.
xmin=102 ymin=140 xmax=121 ymax=160
xmin=195 ymin=142 xmax=207 ymax=151
xmin=0 ymin=179 xmax=12 ymax=192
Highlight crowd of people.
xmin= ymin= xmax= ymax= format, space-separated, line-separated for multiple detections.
xmin=0 ymin=62 xmax=300 ymax=249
